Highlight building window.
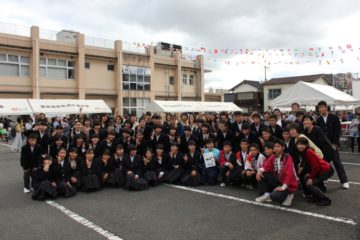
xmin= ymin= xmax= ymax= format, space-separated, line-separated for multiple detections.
xmin=39 ymin=58 xmax=75 ymax=79
xmin=123 ymin=97 xmax=150 ymax=118
xmin=268 ymin=88 xmax=281 ymax=100
xmin=107 ymin=64 xmax=114 ymax=71
xmin=169 ymin=76 xmax=174 ymax=85
xmin=189 ymin=75 xmax=194 ymax=85
xmin=85 ymin=62 xmax=90 ymax=69
xmin=182 ymin=74 xmax=187 ymax=85
xmin=0 ymin=53 xmax=29 ymax=77
xmin=122 ymin=65 xmax=151 ymax=91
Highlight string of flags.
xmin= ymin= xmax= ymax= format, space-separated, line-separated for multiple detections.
xmin=122 ymin=41 xmax=360 ymax=66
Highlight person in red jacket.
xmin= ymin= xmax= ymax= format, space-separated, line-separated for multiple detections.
xmin=296 ymin=137 xmax=334 ymax=206
xmin=255 ymin=139 xmax=298 ymax=206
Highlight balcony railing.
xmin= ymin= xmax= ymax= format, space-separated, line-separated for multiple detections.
xmin=0 ymin=22 xmax=30 ymax=37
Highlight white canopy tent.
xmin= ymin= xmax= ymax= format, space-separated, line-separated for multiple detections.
xmin=0 ymin=99 xmax=33 ymax=116
xmin=270 ymin=81 xmax=360 ymax=108
xmin=28 ymin=99 xmax=112 ymax=114
xmin=144 ymin=100 xmax=243 ymax=113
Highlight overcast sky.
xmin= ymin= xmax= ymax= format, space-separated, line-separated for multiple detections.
xmin=1 ymin=0 xmax=360 ymax=90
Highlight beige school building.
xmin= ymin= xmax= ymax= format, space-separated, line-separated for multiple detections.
xmin=0 ymin=24 xmax=222 ymax=117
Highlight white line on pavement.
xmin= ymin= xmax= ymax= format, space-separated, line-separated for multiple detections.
xmin=46 ymin=200 xmax=124 ymax=240
xmin=328 ymin=179 xmax=360 ymax=185
xmin=164 ymin=184 xmax=357 ymax=226
xmin=342 ymin=162 xmax=360 ymax=166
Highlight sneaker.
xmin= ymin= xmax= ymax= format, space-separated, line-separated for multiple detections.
xmin=23 ymin=188 xmax=31 ymax=194
xmin=282 ymin=193 xmax=294 ymax=207
xmin=255 ymin=194 xmax=272 ymax=203
xmin=342 ymin=182 xmax=350 ymax=189
xmin=220 ymin=183 xmax=226 ymax=187
xmin=246 ymin=185 xmax=255 ymax=190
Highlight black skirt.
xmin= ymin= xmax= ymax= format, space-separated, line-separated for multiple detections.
xmin=58 ymin=181 xmax=77 ymax=198
xmin=81 ymin=174 xmax=101 ymax=192
xmin=180 ymin=172 xmax=200 ymax=186
xmin=32 ymin=180 xmax=58 ymax=200
xmin=125 ymin=175 xmax=148 ymax=191
xmin=105 ymin=168 xmax=125 ymax=187
xmin=144 ymin=170 xmax=158 ymax=186
xmin=166 ymin=168 xmax=184 ymax=184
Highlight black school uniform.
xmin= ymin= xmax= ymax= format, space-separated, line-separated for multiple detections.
xmin=31 ymin=164 xmax=58 ymax=200
xmin=142 ymin=156 xmax=158 ymax=186
xmin=35 ymin=131 xmax=51 ymax=155
xmin=220 ymin=151 xmax=244 ymax=186
xmin=216 ymin=130 xmax=235 ymax=150
xmin=269 ymin=125 xmax=284 ymax=140
xmin=49 ymin=143 xmax=66 ymax=159
xmin=151 ymin=133 xmax=170 ymax=153
xmin=80 ymin=159 xmax=102 ymax=192
xmin=110 ymin=154 xmax=126 ymax=187
xmin=153 ymin=153 xmax=170 ymax=183
xmin=166 ymin=152 xmax=184 ymax=184
xmin=122 ymin=154 xmax=148 ymax=191
xmin=86 ymin=143 xmax=101 ymax=159
xmin=53 ymin=158 xmax=80 ymax=198
xmin=179 ymin=134 xmax=198 ymax=154
xmin=180 ymin=151 xmax=201 ymax=186
xmin=98 ymin=139 xmax=118 ymax=156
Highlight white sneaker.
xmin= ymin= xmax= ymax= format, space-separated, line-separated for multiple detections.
xmin=246 ymin=185 xmax=255 ymax=190
xmin=342 ymin=182 xmax=350 ymax=189
xmin=220 ymin=183 xmax=226 ymax=187
xmin=23 ymin=188 xmax=30 ymax=194
xmin=255 ymin=194 xmax=272 ymax=203
xmin=282 ymin=193 xmax=294 ymax=207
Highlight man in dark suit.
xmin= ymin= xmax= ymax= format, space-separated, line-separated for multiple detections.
xmin=239 ymin=122 xmax=261 ymax=148
xmin=269 ymin=114 xmax=284 ymax=140
xmin=151 ymin=125 xmax=170 ymax=153
xmin=216 ymin=121 xmax=235 ymax=150
xmin=179 ymin=126 xmax=197 ymax=154
xmin=122 ymin=144 xmax=147 ymax=190
xmin=250 ymin=113 xmax=265 ymax=137
xmin=20 ymin=134 xmax=42 ymax=193
xmin=35 ymin=121 xmax=51 ymax=155
xmin=316 ymin=101 xmax=349 ymax=189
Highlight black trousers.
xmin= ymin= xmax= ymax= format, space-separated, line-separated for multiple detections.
xmin=258 ymin=172 xmax=289 ymax=203
xmin=332 ymin=149 xmax=348 ymax=184
xmin=220 ymin=166 xmax=243 ymax=185
xmin=23 ymin=169 xmax=31 ymax=189
xmin=302 ymin=167 xmax=334 ymax=201
xmin=350 ymin=137 xmax=360 ymax=152
xmin=243 ymin=170 xmax=258 ymax=188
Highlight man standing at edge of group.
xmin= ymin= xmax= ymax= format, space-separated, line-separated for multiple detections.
xmin=316 ymin=101 xmax=349 ymax=189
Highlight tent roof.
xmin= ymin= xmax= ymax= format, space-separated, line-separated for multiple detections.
xmin=0 ymin=99 xmax=33 ymax=116
xmin=144 ymin=100 xmax=243 ymax=113
xmin=270 ymin=81 xmax=360 ymax=107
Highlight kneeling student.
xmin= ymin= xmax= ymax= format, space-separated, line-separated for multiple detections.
xmin=32 ymin=155 xmax=58 ymax=201
xmin=255 ymin=140 xmax=298 ymax=206
xmin=142 ymin=148 xmax=158 ymax=186
xmin=80 ymin=149 xmax=102 ymax=192
xmin=243 ymin=143 xmax=266 ymax=189
xmin=219 ymin=141 xmax=243 ymax=187
xmin=180 ymin=140 xmax=201 ymax=186
xmin=297 ymin=137 xmax=334 ymax=206
xmin=122 ymin=144 xmax=148 ymax=191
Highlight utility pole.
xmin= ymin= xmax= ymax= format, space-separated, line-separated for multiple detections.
xmin=264 ymin=66 xmax=270 ymax=82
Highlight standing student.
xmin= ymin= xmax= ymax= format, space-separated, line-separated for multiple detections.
xmin=31 ymin=155 xmax=58 ymax=201
xmin=87 ymin=134 xmax=101 ymax=159
xmin=80 ymin=149 xmax=102 ymax=192
xmin=35 ymin=121 xmax=51 ymax=155
xmin=181 ymin=140 xmax=201 ymax=186
xmin=216 ymin=121 xmax=234 ymax=150
xmin=269 ymin=114 xmax=283 ymax=140
xmin=201 ymin=138 xmax=220 ymax=185
xmin=11 ymin=117 xmax=23 ymax=152
xmin=219 ymin=141 xmax=242 ymax=187
xmin=303 ymin=114 xmax=349 ymax=189
xmin=349 ymin=113 xmax=360 ymax=153
xmin=296 ymin=137 xmax=334 ymax=206
xmin=250 ymin=113 xmax=265 ymax=138
xmin=179 ymin=126 xmax=197 ymax=154
xmin=49 ymin=137 xmax=66 ymax=159
xmin=243 ymin=143 xmax=266 ymax=189
xmin=282 ymin=128 xmax=291 ymax=153
xmin=20 ymin=134 xmax=42 ymax=193
xmin=255 ymin=140 xmax=298 ymax=206
xmin=122 ymin=144 xmax=148 ymax=191
xmin=316 ymin=101 xmax=349 ymax=189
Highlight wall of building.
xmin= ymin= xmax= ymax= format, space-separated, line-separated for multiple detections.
xmin=233 ymin=83 xmax=259 ymax=93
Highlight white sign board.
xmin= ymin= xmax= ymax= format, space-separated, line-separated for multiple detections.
xmin=203 ymin=152 xmax=216 ymax=168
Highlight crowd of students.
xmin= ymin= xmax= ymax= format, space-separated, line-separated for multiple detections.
xmin=18 ymin=101 xmax=351 ymax=207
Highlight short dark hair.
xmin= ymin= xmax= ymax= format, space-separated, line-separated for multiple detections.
xmin=274 ymin=139 xmax=286 ymax=147
xmin=240 ymin=138 xmax=249 ymax=144
xmin=264 ymin=142 xmax=274 ymax=149
xmin=317 ymin=101 xmax=327 ymax=107
xmin=269 ymin=114 xmax=277 ymax=120
xmin=282 ymin=127 xmax=290 ymax=133
xmin=291 ymin=103 xmax=300 ymax=108
xmin=223 ymin=140 xmax=232 ymax=147
xmin=288 ymin=123 xmax=301 ymax=133
xmin=297 ymin=137 xmax=309 ymax=146
xmin=249 ymin=143 xmax=260 ymax=150
xmin=28 ymin=134 xmax=37 ymax=140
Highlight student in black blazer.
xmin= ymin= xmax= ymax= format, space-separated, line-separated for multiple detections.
xmin=20 ymin=134 xmax=42 ymax=193
xmin=151 ymin=125 xmax=170 ymax=153
xmin=269 ymin=114 xmax=283 ymax=140
xmin=239 ymin=122 xmax=262 ymax=147
xmin=35 ymin=122 xmax=51 ymax=155
xmin=216 ymin=121 xmax=235 ymax=150
xmin=250 ymin=113 xmax=265 ymax=138
xmin=122 ymin=144 xmax=148 ymax=191
xmin=305 ymin=108 xmax=349 ymax=189
xmin=179 ymin=126 xmax=197 ymax=154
